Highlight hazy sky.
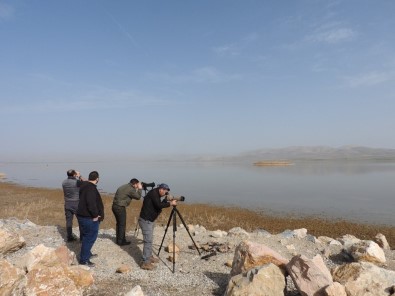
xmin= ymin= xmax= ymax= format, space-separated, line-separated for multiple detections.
xmin=1 ymin=0 xmax=394 ymax=161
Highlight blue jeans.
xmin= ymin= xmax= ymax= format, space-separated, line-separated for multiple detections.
xmin=138 ymin=217 xmax=154 ymax=263
xmin=77 ymin=216 xmax=99 ymax=263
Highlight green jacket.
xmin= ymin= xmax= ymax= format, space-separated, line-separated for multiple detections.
xmin=112 ymin=183 xmax=142 ymax=207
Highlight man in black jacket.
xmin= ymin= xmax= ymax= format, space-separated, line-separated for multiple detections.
xmin=138 ymin=183 xmax=176 ymax=270
xmin=77 ymin=171 xmax=104 ymax=267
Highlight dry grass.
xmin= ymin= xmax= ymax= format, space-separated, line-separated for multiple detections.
xmin=0 ymin=182 xmax=393 ymax=248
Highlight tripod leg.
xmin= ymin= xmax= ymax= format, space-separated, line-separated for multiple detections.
xmin=134 ymin=218 xmax=139 ymax=237
xmin=172 ymin=209 xmax=176 ymax=273
xmin=158 ymin=208 xmax=175 ymax=256
xmin=174 ymin=208 xmax=201 ymax=255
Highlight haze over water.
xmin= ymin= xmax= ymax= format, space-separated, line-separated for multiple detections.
xmin=1 ymin=160 xmax=394 ymax=226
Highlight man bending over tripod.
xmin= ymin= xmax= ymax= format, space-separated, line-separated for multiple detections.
xmin=138 ymin=183 xmax=176 ymax=270
xmin=112 ymin=178 xmax=142 ymax=245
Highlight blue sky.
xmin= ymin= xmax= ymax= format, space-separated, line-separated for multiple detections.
xmin=1 ymin=0 xmax=394 ymax=161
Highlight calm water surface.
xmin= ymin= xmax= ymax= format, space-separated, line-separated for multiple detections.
xmin=1 ymin=160 xmax=394 ymax=226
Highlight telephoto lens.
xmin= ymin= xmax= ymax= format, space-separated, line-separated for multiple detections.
xmin=165 ymin=193 xmax=185 ymax=202
xmin=141 ymin=182 xmax=155 ymax=191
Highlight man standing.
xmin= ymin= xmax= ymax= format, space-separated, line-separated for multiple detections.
xmin=112 ymin=178 xmax=142 ymax=245
xmin=62 ymin=169 xmax=84 ymax=242
xmin=138 ymin=183 xmax=176 ymax=270
xmin=77 ymin=171 xmax=104 ymax=267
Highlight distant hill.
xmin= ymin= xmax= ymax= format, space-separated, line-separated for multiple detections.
xmin=192 ymin=146 xmax=395 ymax=163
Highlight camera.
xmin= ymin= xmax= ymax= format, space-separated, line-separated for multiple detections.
xmin=141 ymin=182 xmax=155 ymax=191
xmin=165 ymin=192 xmax=185 ymax=202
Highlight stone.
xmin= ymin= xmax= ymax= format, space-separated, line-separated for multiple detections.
xmin=211 ymin=230 xmax=227 ymax=238
xmin=0 ymin=258 xmax=26 ymax=296
xmin=337 ymin=234 xmax=361 ymax=250
xmin=225 ymin=263 xmax=285 ymax=296
xmin=286 ymin=254 xmax=333 ymax=296
xmin=165 ymin=244 xmax=180 ymax=253
xmin=253 ymin=229 xmax=272 ymax=238
xmin=0 ymin=228 xmax=26 ymax=255
xmin=24 ymin=265 xmax=83 ymax=296
xmin=332 ymin=261 xmax=395 ymax=296
xmin=116 ymin=264 xmax=132 ymax=273
xmin=230 ymin=240 xmax=288 ymax=276
xmin=317 ymin=236 xmax=337 ymax=246
xmin=350 ymin=240 xmax=386 ymax=264
xmin=374 ymin=233 xmax=391 ymax=250
xmin=293 ymin=228 xmax=308 ymax=239
xmin=17 ymin=244 xmax=77 ymax=272
xmin=125 ymin=285 xmax=145 ymax=296
xmin=323 ymin=282 xmax=347 ymax=296
xmin=227 ymin=227 xmax=250 ymax=239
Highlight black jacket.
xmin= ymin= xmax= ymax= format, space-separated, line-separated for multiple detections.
xmin=139 ymin=188 xmax=170 ymax=222
xmin=77 ymin=181 xmax=104 ymax=221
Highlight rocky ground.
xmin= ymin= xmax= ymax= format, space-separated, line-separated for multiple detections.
xmin=2 ymin=218 xmax=395 ymax=296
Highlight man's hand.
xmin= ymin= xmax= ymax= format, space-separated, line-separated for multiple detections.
xmin=170 ymin=200 xmax=177 ymax=206
xmin=93 ymin=216 xmax=100 ymax=221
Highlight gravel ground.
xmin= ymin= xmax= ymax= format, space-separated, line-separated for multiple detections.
xmin=2 ymin=218 xmax=394 ymax=296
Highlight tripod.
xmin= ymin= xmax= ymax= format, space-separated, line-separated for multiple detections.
xmin=158 ymin=205 xmax=201 ymax=273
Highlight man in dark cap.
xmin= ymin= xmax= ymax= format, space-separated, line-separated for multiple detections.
xmin=138 ymin=183 xmax=176 ymax=270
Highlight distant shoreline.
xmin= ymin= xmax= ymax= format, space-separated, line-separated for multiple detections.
xmin=253 ymin=160 xmax=293 ymax=166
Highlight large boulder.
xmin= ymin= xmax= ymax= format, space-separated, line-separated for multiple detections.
xmin=230 ymin=240 xmax=288 ymax=276
xmin=15 ymin=244 xmax=77 ymax=272
xmin=24 ymin=265 xmax=93 ymax=296
xmin=0 ymin=228 xmax=26 ymax=255
xmin=286 ymin=254 xmax=333 ymax=296
xmin=332 ymin=261 xmax=395 ymax=296
xmin=225 ymin=263 xmax=285 ymax=296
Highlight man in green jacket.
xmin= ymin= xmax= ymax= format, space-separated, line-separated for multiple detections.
xmin=112 ymin=178 xmax=142 ymax=245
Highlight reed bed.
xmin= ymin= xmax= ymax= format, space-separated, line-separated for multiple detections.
xmin=0 ymin=182 xmax=393 ymax=248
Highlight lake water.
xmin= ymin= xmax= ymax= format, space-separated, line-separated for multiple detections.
xmin=1 ymin=160 xmax=394 ymax=226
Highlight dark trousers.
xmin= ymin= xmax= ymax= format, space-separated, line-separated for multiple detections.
xmin=65 ymin=201 xmax=81 ymax=239
xmin=112 ymin=204 xmax=127 ymax=244
xmin=77 ymin=216 xmax=99 ymax=263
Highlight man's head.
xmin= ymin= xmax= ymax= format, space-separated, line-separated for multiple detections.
xmin=88 ymin=171 xmax=99 ymax=184
xmin=157 ymin=183 xmax=170 ymax=196
xmin=130 ymin=178 xmax=140 ymax=188
xmin=67 ymin=169 xmax=76 ymax=177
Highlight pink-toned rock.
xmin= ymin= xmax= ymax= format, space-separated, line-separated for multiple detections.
xmin=286 ymin=254 xmax=333 ymax=296
xmin=0 ymin=228 xmax=26 ymax=254
xmin=0 ymin=258 xmax=26 ymax=296
xmin=230 ymin=240 xmax=288 ymax=276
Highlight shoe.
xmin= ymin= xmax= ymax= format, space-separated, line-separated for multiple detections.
xmin=79 ymin=260 xmax=95 ymax=267
xmin=90 ymin=254 xmax=98 ymax=259
xmin=149 ymin=256 xmax=160 ymax=264
xmin=140 ymin=261 xmax=155 ymax=270
xmin=117 ymin=241 xmax=131 ymax=246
